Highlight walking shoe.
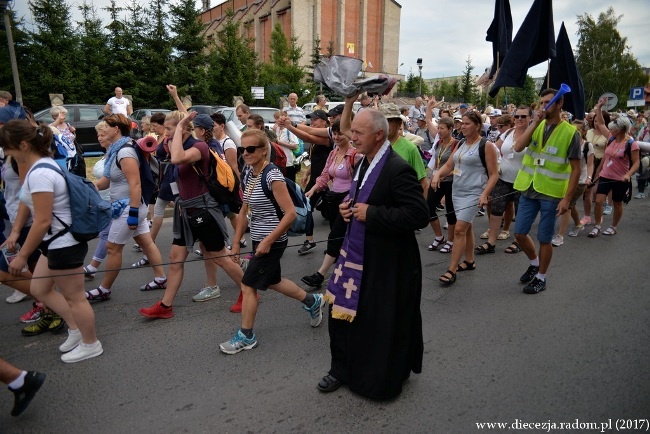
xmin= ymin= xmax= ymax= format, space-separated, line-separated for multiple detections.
xmin=523 ymin=277 xmax=547 ymax=294
xmin=61 ymin=341 xmax=103 ymax=363
xmin=21 ymin=311 xmax=64 ymax=336
xmin=297 ymin=240 xmax=317 ymax=255
xmin=9 ymin=371 xmax=46 ymax=417
xmin=443 ymin=222 xmax=448 ymax=230
xmin=301 ymin=272 xmax=325 ymax=289
xmin=140 ymin=278 xmax=167 ymax=291
xmin=219 ymin=330 xmax=258 ymax=354
xmin=133 ymin=243 xmax=142 ymax=252
xmin=239 ymin=238 xmax=247 ymax=248
xmin=551 ymin=234 xmax=564 ymax=247
xmin=59 ymin=329 xmax=82 ymax=353
xmin=192 ymin=285 xmax=221 ymax=302
xmin=139 ymin=301 xmax=174 ymax=319
xmin=132 ymin=257 xmax=149 ymax=268
xmin=6 ymin=290 xmax=28 ymax=304
xmin=567 ymin=225 xmax=584 ymax=237
xmin=83 ymin=266 xmax=96 ymax=281
xmin=476 ymin=208 xmax=486 ymax=216
xmin=519 ymin=265 xmax=539 ymax=284
xmin=304 ymin=293 xmax=325 ymax=327
xmin=579 ymin=216 xmax=592 ymax=226
xmin=634 ymin=192 xmax=645 ymax=199
xmin=20 ymin=303 xmax=44 ymax=323
xmin=194 ymin=249 xmax=203 ymax=257
xmin=603 ymin=205 xmax=612 ymax=215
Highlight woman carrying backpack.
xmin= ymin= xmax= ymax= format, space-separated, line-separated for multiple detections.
xmin=0 ymin=120 xmax=102 ymax=363
xmin=139 ymin=111 xmax=245 ymax=319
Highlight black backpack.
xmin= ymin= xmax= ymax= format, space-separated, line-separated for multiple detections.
xmin=116 ymin=141 xmax=157 ymax=205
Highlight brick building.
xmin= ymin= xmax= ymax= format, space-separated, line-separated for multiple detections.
xmin=199 ymin=0 xmax=402 ymax=78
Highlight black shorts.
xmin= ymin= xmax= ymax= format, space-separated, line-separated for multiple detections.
xmin=0 ymin=226 xmax=41 ymax=273
xmin=172 ymin=209 xmax=226 ymax=252
xmin=596 ymin=176 xmax=629 ymax=203
xmin=42 ymin=242 xmax=88 ymax=270
xmin=241 ymin=240 xmax=287 ymax=290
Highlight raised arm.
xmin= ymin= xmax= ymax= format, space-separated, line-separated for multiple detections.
xmin=167 ymin=84 xmax=188 ymax=114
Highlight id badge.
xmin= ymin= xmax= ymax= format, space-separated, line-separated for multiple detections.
xmin=453 ymin=168 xmax=462 ymax=177
xmin=507 ymin=152 xmax=515 ymax=159
xmin=534 ymin=158 xmax=545 ymax=166
xmin=546 ymin=146 xmax=558 ymax=155
xmin=170 ymin=182 xmax=179 ymax=195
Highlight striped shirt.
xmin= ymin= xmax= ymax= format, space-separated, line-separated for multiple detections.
xmin=285 ymin=105 xmax=306 ymax=124
xmin=242 ymin=165 xmax=287 ymax=242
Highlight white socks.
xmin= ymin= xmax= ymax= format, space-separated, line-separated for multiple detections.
xmin=8 ymin=371 xmax=27 ymax=390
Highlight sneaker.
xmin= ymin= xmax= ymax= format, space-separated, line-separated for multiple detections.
xmin=634 ymin=192 xmax=645 ymax=199
xmin=301 ymin=272 xmax=325 ymax=289
xmin=139 ymin=301 xmax=174 ymax=319
xmin=83 ymin=266 xmax=96 ymax=281
xmin=239 ymin=239 xmax=247 ymax=248
xmin=523 ymin=277 xmax=547 ymax=294
xmin=519 ymin=265 xmax=539 ymax=284
xmin=194 ymin=249 xmax=203 ymax=257
xmin=192 ymin=285 xmax=221 ymax=302
xmin=59 ymin=329 xmax=82 ymax=353
xmin=20 ymin=303 xmax=44 ymax=323
xmin=567 ymin=225 xmax=584 ymax=237
xmin=476 ymin=208 xmax=486 ymax=217
xmin=9 ymin=371 xmax=46 ymax=417
xmin=133 ymin=243 xmax=142 ymax=252
xmin=603 ymin=205 xmax=612 ymax=215
xmin=297 ymin=240 xmax=317 ymax=255
xmin=219 ymin=330 xmax=258 ymax=354
xmin=304 ymin=293 xmax=325 ymax=327
xmin=580 ymin=216 xmax=592 ymax=226
xmin=21 ymin=311 xmax=64 ymax=336
xmin=551 ymin=234 xmax=564 ymax=247
xmin=443 ymin=222 xmax=448 ymax=230
xmin=6 ymin=290 xmax=28 ymax=304
xmin=61 ymin=341 xmax=103 ymax=363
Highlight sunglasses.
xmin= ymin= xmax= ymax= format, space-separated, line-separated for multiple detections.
xmin=243 ymin=145 xmax=265 ymax=153
xmin=497 ymin=124 xmax=505 ymax=128
xmin=513 ymin=115 xmax=528 ymax=119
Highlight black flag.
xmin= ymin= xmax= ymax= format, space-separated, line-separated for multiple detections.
xmin=486 ymin=0 xmax=512 ymax=79
xmin=541 ymin=22 xmax=586 ymax=120
xmin=489 ymin=0 xmax=556 ymax=97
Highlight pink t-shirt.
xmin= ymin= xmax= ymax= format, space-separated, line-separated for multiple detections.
xmin=599 ymin=136 xmax=639 ymax=181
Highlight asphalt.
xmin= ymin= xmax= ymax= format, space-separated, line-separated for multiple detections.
xmin=1 ymin=198 xmax=649 ymax=433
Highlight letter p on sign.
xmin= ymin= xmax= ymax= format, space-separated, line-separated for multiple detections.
xmin=630 ymin=87 xmax=644 ymax=100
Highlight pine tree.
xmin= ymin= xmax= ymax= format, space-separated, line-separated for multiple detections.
xmin=460 ymin=56 xmax=479 ymax=105
xmin=75 ymin=1 xmax=111 ymax=104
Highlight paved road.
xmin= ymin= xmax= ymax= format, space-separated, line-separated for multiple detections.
xmin=1 ymin=199 xmax=649 ymax=433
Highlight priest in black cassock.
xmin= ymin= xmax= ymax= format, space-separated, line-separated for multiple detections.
xmin=320 ymin=108 xmax=429 ymax=400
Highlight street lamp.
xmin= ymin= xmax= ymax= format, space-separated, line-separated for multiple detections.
xmin=417 ymin=58 xmax=423 ymax=97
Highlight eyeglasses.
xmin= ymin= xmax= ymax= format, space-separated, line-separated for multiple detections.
xmin=513 ymin=115 xmax=528 ymax=119
xmin=497 ymin=124 xmax=504 ymax=128
xmin=243 ymin=145 xmax=265 ymax=153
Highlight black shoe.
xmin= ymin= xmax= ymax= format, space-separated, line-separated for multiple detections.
xmin=10 ymin=371 xmax=46 ymax=416
xmin=21 ymin=312 xmax=64 ymax=336
xmin=317 ymin=374 xmax=343 ymax=393
xmin=519 ymin=265 xmax=539 ymax=284
xmin=523 ymin=277 xmax=546 ymax=294
xmin=301 ymin=272 xmax=324 ymax=288
xmin=298 ymin=241 xmax=317 ymax=255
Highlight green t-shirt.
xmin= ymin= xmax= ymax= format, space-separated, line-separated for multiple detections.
xmin=392 ymin=137 xmax=427 ymax=180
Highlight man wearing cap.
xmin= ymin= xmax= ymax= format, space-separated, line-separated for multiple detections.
xmin=487 ymin=109 xmax=502 ymax=142
xmin=104 ymin=87 xmax=132 ymax=116
xmin=414 ymin=114 xmax=435 ymax=152
xmin=457 ymin=103 xmax=469 ymax=117
xmin=408 ymin=97 xmax=426 ymax=126
xmin=285 ymin=93 xmax=306 ymax=125
xmin=451 ymin=115 xmax=464 ymax=140
xmin=327 ymin=104 xmax=345 ymax=123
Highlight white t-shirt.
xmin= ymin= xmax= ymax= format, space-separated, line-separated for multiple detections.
xmin=106 ymin=96 xmax=130 ymax=115
xmin=220 ymin=136 xmax=237 ymax=153
xmin=498 ymin=131 xmax=526 ymax=183
xmin=274 ymin=127 xmax=298 ymax=165
xmin=20 ymin=158 xmax=77 ymax=249
xmin=108 ymin=146 xmax=139 ymax=202
xmin=579 ymin=142 xmax=595 ymax=184
xmin=92 ymin=157 xmax=111 ymax=201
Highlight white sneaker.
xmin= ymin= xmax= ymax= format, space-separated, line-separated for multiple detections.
xmin=567 ymin=225 xmax=584 ymax=237
xmin=59 ymin=329 xmax=82 ymax=353
xmin=603 ymin=205 xmax=613 ymax=215
xmin=551 ymin=234 xmax=564 ymax=246
xmin=443 ymin=222 xmax=448 ymax=230
xmin=6 ymin=290 xmax=28 ymax=304
xmin=192 ymin=285 xmax=221 ymax=302
xmin=635 ymin=192 xmax=645 ymax=199
xmin=61 ymin=341 xmax=103 ymax=363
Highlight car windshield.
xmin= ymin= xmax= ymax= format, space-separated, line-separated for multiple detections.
xmin=250 ymin=108 xmax=276 ymax=124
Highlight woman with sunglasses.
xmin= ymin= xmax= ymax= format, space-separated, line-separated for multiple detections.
xmin=219 ymin=129 xmax=325 ymax=355
xmin=139 ymin=111 xmax=244 ymax=319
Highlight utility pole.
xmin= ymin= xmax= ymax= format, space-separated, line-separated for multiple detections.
xmin=1 ymin=1 xmax=22 ymax=104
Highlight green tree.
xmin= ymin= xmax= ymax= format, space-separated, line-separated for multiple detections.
xmin=207 ymin=10 xmax=257 ymax=104
xmin=102 ymin=0 xmax=138 ymax=100
xmin=137 ymin=0 xmax=173 ymax=107
xmin=576 ymin=7 xmax=646 ymax=110
xmin=460 ymin=56 xmax=479 ymax=105
xmin=75 ymin=1 xmax=111 ymax=104
xmin=0 ymin=9 xmax=30 ymax=101
xmin=507 ymin=75 xmax=537 ymax=107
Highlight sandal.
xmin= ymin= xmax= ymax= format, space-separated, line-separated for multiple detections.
xmin=85 ymin=288 xmax=111 ymax=302
xmin=428 ymin=236 xmax=446 ymax=251
xmin=132 ymin=257 xmax=149 ymax=268
xmin=479 ymin=229 xmax=490 ymax=239
xmin=439 ymin=270 xmax=457 ymax=284
xmin=588 ymin=227 xmax=601 ymax=238
xmin=456 ymin=260 xmax=476 ymax=272
xmin=504 ymin=241 xmax=521 ymax=254
xmin=497 ymin=230 xmax=510 ymax=240
xmin=602 ymin=226 xmax=617 ymax=236
xmin=475 ymin=242 xmax=495 ymax=255
xmin=439 ymin=241 xmax=453 ymax=254
xmin=140 ymin=278 xmax=167 ymax=291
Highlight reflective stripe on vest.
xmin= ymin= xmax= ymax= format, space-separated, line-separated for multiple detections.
xmin=514 ymin=121 xmax=577 ymax=198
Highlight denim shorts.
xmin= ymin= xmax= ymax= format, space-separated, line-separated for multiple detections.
xmin=514 ymin=194 xmax=558 ymax=244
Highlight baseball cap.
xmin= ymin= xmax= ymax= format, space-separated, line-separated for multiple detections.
xmin=307 ymin=110 xmax=328 ymax=121
xmin=193 ymin=114 xmax=214 ymax=130
xmin=379 ymin=103 xmax=402 ymax=119
xmin=453 ymin=115 xmax=462 ymax=122
xmin=459 ymin=103 xmax=469 ymax=109
xmin=417 ymin=114 xmax=426 ymax=121
xmin=489 ymin=109 xmax=502 ymax=117
xmin=327 ymin=104 xmax=345 ymax=117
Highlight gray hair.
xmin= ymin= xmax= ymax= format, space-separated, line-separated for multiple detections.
xmin=608 ymin=116 xmax=632 ymax=133
xmin=365 ymin=109 xmax=389 ymax=142
xmin=50 ymin=106 xmax=67 ymax=118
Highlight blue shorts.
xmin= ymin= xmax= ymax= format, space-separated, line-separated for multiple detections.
xmin=514 ymin=195 xmax=558 ymax=244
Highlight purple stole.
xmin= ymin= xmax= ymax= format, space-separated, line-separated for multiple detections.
xmin=325 ymin=142 xmax=391 ymax=322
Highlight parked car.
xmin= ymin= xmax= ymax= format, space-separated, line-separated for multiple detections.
xmin=301 ymin=101 xmax=360 ymax=115
xmin=188 ymin=105 xmax=226 ymax=116
xmin=216 ymin=106 xmax=276 ymax=130
xmin=130 ymin=108 xmax=171 ymax=138
xmin=33 ymin=104 xmax=106 ymax=154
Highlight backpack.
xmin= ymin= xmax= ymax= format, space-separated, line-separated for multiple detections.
xmin=257 ymin=164 xmax=311 ymax=236
xmin=116 ymin=141 xmax=157 ymax=205
xmin=193 ymin=147 xmax=243 ymax=213
xmin=30 ymin=163 xmax=111 ymax=242
xmin=270 ymin=142 xmax=287 ymax=174
xmin=619 ymin=137 xmax=636 ymax=205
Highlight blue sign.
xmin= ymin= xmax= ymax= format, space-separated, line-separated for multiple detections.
xmin=630 ymin=87 xmax=644 ymax=100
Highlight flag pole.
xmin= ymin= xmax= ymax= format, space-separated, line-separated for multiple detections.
xmin=547 ymin=58 xmax=550 ymax=88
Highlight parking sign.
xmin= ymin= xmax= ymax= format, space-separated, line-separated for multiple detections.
xmin=630 ymin=87 xmax=644 ymax=100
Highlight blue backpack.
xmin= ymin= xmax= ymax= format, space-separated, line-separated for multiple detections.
xmin=258 ymin=164 xmax=311 ymax=236
xmin=31 ymin=163 xmax=112 ymax=242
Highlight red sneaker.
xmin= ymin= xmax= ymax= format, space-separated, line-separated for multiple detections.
xmin=20 ymin=303 xmax=44 ymax=323
xmin=139 ymin=302 xmax=174 ymax=319
xmin=229 ymin=291 xmax=260 ymax=313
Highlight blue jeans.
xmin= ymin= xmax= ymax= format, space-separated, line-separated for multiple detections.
xmin=514 ymin=194 xmax=558 ymax=244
